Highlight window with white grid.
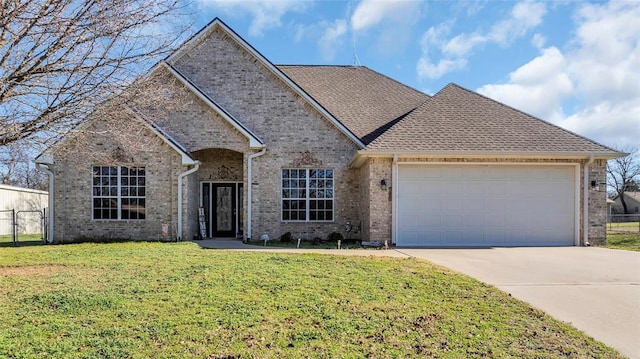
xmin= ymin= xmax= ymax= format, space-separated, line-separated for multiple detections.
xmin=282 ymin=169 xmax=333 ymax=222
xmin=92 ymin=166 xmax=146 ymax=220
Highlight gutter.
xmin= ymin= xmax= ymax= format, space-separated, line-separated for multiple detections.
xmin=177 ymin=161 xmax=201 ymax=240
xmin=246 ymin=148 xmax=267 ymax=240
xmin=583 ymin=154 xmax=595 ymax=246
xmin=35 ymin=162 xmax=54 ymax=244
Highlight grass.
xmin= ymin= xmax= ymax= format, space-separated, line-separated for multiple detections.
xmin=604 ymin=233 xmax=640 ymax=252
xmin=0 ymin=233 xmax=43 ymax=247
xmin=603 ymin=221 xmax=640 ymax=252
xmin=0 ymin=242 xmax=622 ymax=358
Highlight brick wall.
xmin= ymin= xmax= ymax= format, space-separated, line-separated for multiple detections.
xmin=365 ymin=158 xmax=393 ymax=242
xmin=586 ymin=159 xmax=607 ymax=245
xmin=170 ymin=27 xmax=361 ymax=241
xmin=51 ymin=116 xmax=183 ymax=242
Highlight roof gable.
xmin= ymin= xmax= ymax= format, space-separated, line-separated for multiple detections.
xmin=35 ymin=106 xmax=197 ymax=166
xmin=161 ymin=62 xmax=264 ymax=149
xmin=365 ymin=83 xmax=621 ymax=158
xmin=166 ymin=18 xmax=365 ymax=149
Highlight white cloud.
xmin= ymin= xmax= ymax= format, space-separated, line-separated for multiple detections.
xmin=567 ymin=1 xmax=640 ymax=104
xmin=418 ymin=1 xmax=547 ymax=79
xmin=198 ymin=0 xmax=308 ymax=37
xmin=531 ymin=33 xmax=546 ymax=49
xmin=477 ymin=47 xmax=572 ymax=122
xmin=488 ymin=0 xmax=546 ymax=45
xmin=417 ymin=22 xmax=469 ymax=79
xmin=417 ymin=57 xmax=467 ymax=80
xmin=350 ymin=0 xmax=422 ymax=55
xmin=560 ymin=101 xmax=640 ymax=149
xmin=477 ymin=1 xmax=640 ymax=148
xmin=318 ymin=19 xmax=348 ymax=61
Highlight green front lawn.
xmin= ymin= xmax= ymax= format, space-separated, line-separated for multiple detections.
xmin=604 ymin=233 xmax=640 ymax=252
xmin=0 ymin=242 xmax=622 ymax=358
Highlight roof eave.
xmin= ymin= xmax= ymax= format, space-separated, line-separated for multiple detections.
xmin=350 ymin=150 xmax=624 ymax=168
xmin=125 ymin=107 xmax=197 ymax=166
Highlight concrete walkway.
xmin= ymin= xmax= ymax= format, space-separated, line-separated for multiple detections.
xmin=193 ymin=240 xmax=640 ymax=358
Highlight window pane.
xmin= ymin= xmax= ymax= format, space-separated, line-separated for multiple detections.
xmin=291 ymin=211 xmax=298 ymax=220
xmin=282 ymin=189 xmax=290 ymax=198
xmin=291 ymin=170 xmax=298 ymax=179
xmin=309 ymin=169 xmax=317 ymax=179
xmin=283 ymin=211 xmax=290 ymax=221
xmin=299 ymin=211 xmax=306 ymax=221
xmin=121 ymin=167 xmax=129 ymax=175
xmin=326 ymin=169 xmax=333 ymax=178
xmin=283 ymin=200 xmax=290 ymax=210
xmin=282 ymin=169 xmax=289 ymax=178
xmin=317 ymin=169 xmax=324 ymax=178
xmin=325 ymin=211 xmax=333 ymax=221
xmin=325 ymin=189 xmax=333 ymax=198
xmin=325 ymin=200 xmax=333 ymax=210
xmin=282 ymin=180 xmax=289 ymax=188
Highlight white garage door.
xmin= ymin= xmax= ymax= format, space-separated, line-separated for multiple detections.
xmin=397 ymin=164 xmax=576 ymax=247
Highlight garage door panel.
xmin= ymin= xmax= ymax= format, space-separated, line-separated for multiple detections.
xmin=397 ymin=165 xmax=576 ymax=247
xmin=463 ymin=199 xmax=485 ymax=212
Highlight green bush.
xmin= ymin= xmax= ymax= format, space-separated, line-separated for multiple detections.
xmin=280 ymin=232 xmax=294 ymax=243
xmin=311 ymin=237 xmax=322 ymax=245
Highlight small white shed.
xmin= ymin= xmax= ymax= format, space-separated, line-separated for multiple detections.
xmin=0 ymin=184 xmax=48 ymax=235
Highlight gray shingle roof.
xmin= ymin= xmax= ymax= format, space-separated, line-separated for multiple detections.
xmin=277 ymin=65 xmax=429 ymax=144
xmin=364 ymin=83 xmax=619 ymax=155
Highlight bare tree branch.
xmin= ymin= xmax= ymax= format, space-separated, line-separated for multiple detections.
xmin=607 ymin=146 xmax=640 ymax=214
xmin=0 ymin=0 xmax=192 ymax=147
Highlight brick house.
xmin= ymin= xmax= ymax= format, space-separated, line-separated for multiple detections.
xmin=36 ymin=18 xmax=622 ymax=246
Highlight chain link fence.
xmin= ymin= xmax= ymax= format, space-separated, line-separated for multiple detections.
xmin=607 ymin=214 xmax=640 ymax=233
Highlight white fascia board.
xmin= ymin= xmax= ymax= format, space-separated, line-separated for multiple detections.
xmin=165 ymin=18 xmax=365 ymax=149
xmin=349 ymin=150 xmax=624 ymax=168
xmin=161 ymin=62 xmax=264 ymax=149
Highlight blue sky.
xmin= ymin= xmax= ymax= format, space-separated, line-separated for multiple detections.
xmin=191 ymin=0 xmax=639 ymax=149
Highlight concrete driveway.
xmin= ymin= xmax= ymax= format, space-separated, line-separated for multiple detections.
xmin=197 ymin=241 xmax=640 ymax=358
xmin=396 ymin=247 xmax=640 ymax=359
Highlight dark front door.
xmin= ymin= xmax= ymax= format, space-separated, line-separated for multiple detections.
xmin=201 ymin=182 xmax=243 ymax=238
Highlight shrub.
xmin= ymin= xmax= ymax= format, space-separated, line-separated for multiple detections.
xmin=311 ymin=237 xmax=322 ymax=245
xmin=280 ymin=232 xmax=294 ymax=243
xmin=327 ymin=232 xmax=344 ymax=242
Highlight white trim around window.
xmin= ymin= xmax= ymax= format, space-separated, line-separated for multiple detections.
xmin=92 ymin=165 xmax=146 ymax=221
xmin=281 ymin=168 xmax=334 ymax=222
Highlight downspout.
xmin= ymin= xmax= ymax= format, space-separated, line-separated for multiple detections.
xmin=35 ymin=163 xmax=54 ymax=244
xmin=246 ymin=148 xmax=267 ymax=240
xmin=583 ymin=154 xmax=595 ymax=246
xmin=391 ymin=153 xmax=398 ymax=245
xmin=177 ymin=161 xmax=200 ymax=241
